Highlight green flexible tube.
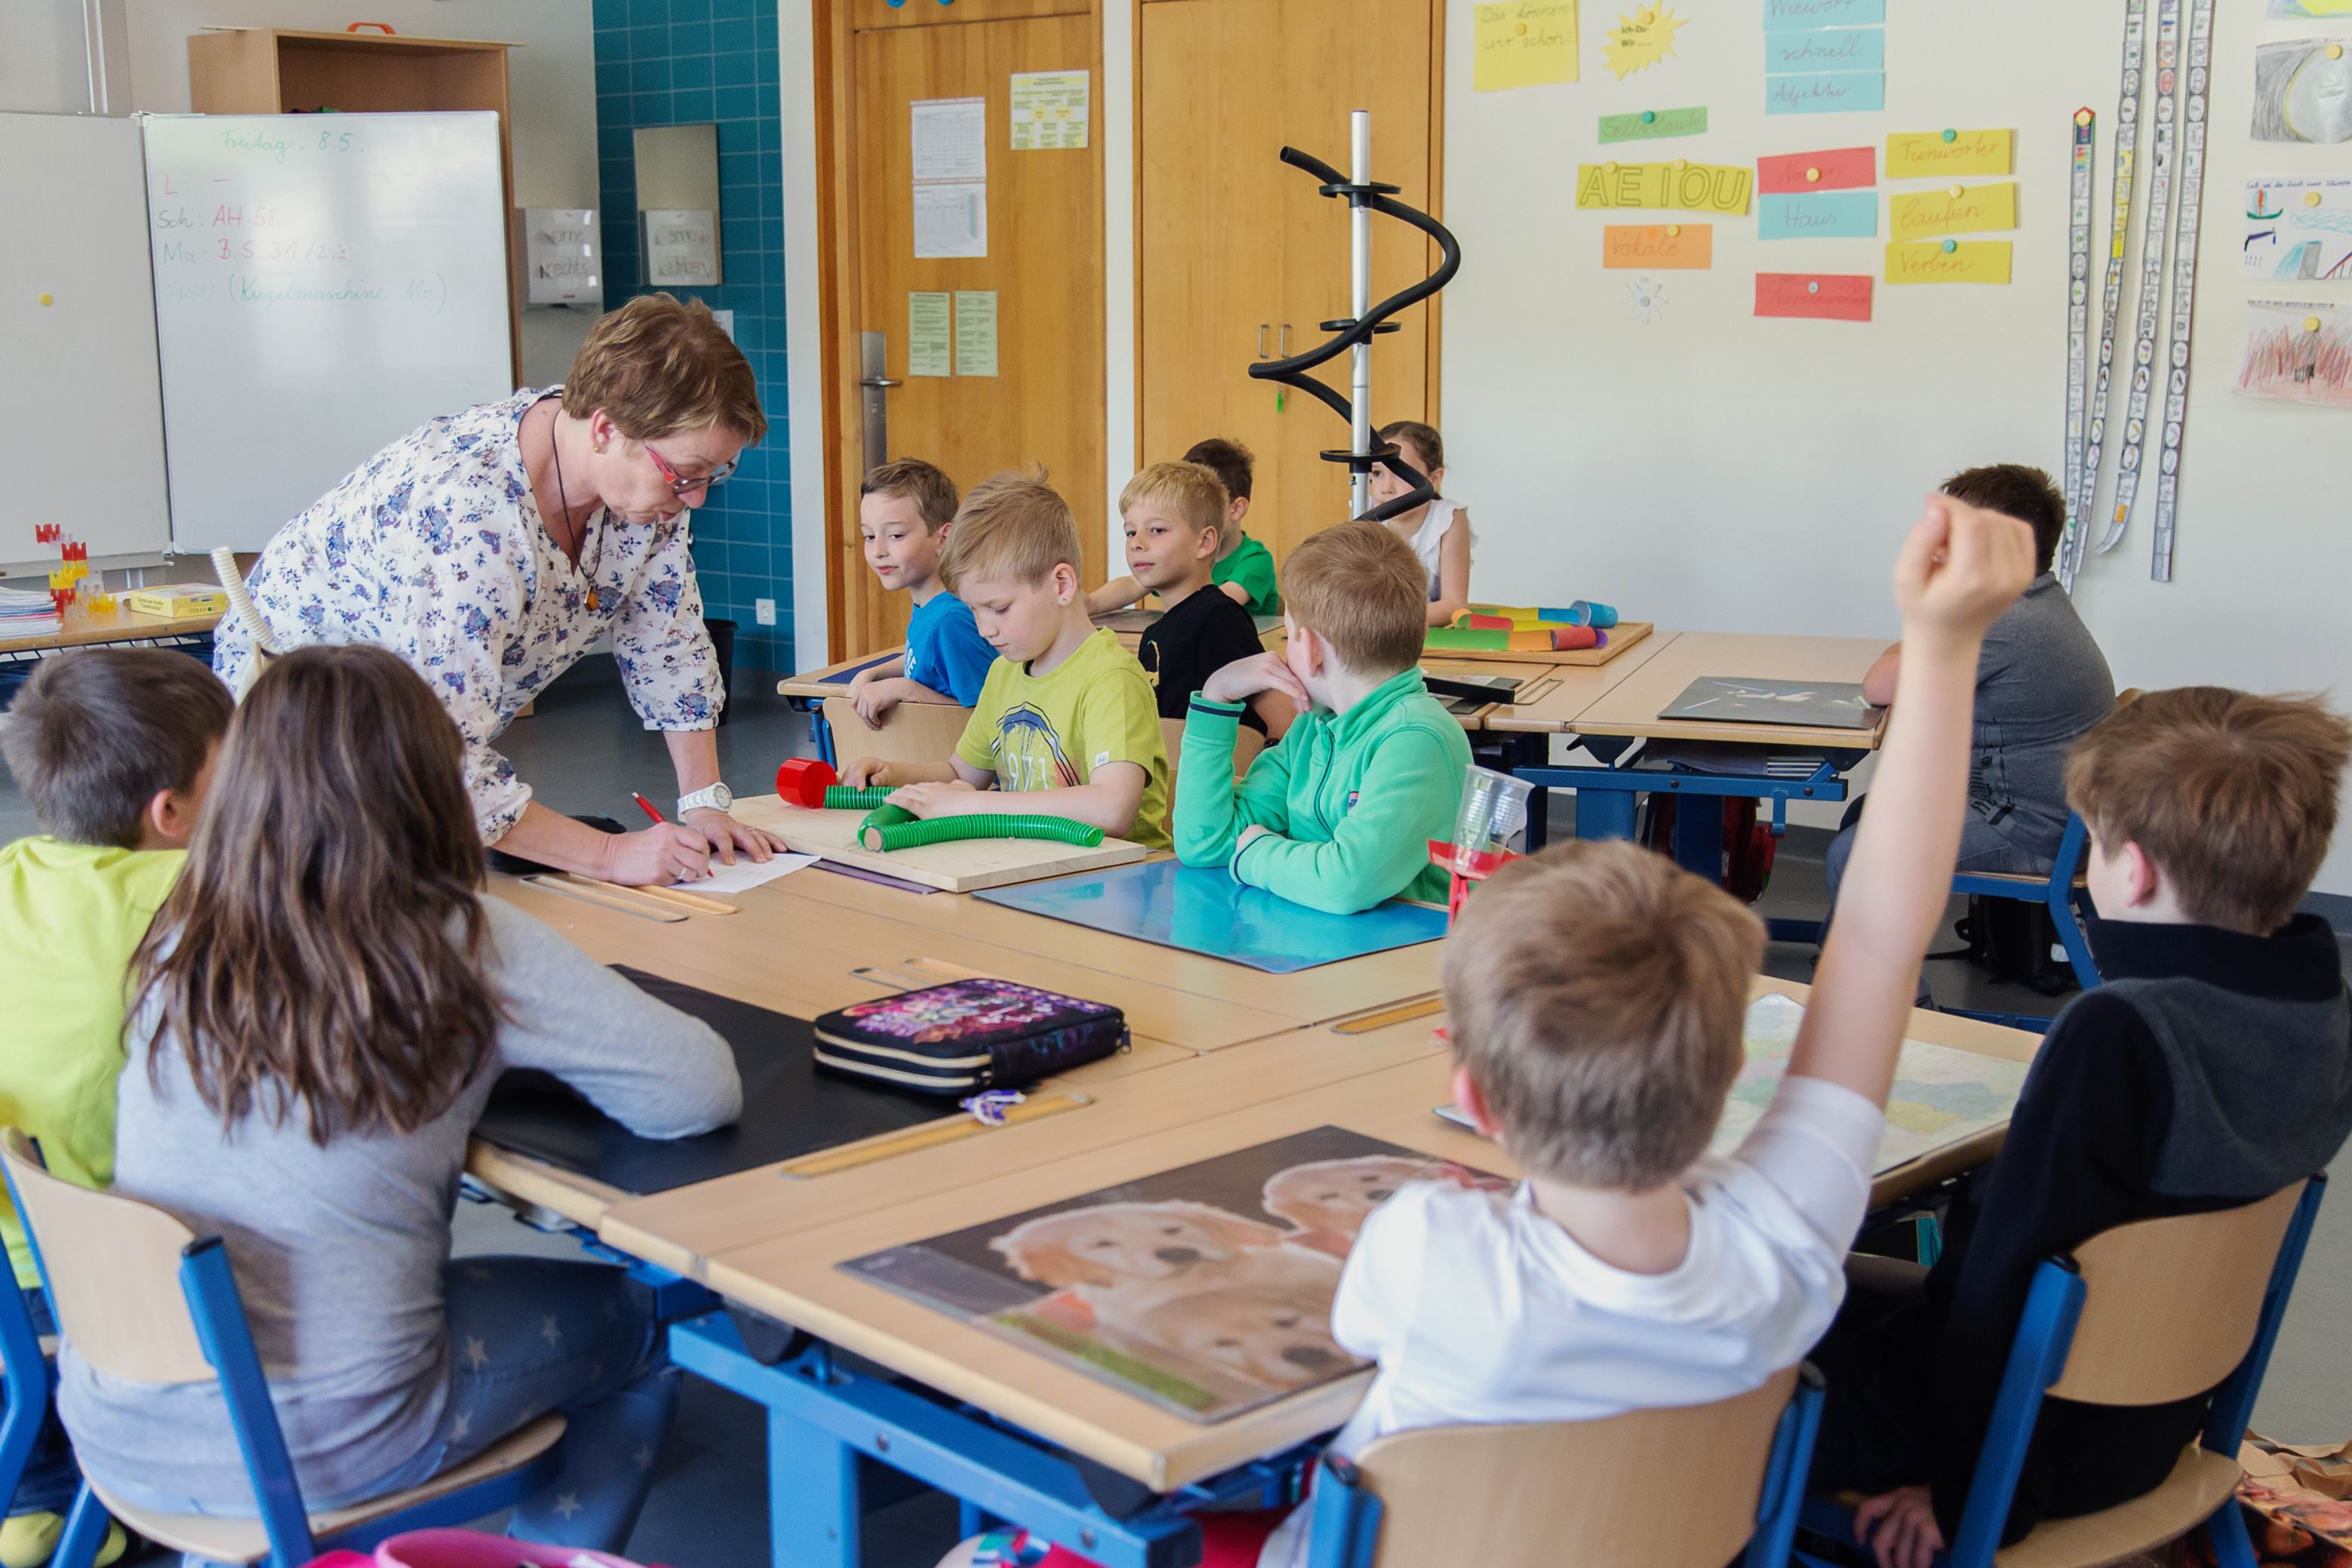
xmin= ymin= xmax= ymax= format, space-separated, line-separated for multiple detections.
xmin=858 ymin=803 xmax=915 ymax=840
xmin=859 ymin=813 xmax=1105 ymax=853
xmin=824 ymin=786 xmax=894 ymax=810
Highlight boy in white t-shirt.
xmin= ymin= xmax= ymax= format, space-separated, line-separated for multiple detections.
xmin=942 ymin=498 xmax=2038 ymax=1568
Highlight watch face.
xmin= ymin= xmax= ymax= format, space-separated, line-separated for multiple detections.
xmin=709 ymin=783 xmax=734 ymax=811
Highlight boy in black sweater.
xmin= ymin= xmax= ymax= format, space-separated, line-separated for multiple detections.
xmin=1812 ymin=687 xmax=2352 ymax=1568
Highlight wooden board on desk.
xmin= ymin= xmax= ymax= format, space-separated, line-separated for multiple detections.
xmin=1569 ymin=631 xmax=1892 ymax=750
xmin=732 ymin=794 xmax=1148 ymax=893
xmin=1424 ymin=620 xmax=1653 ymax=666
xmin=0 ymin=602 xmax=222 ymax=656
xmin=1481 ymin=629 xmax=1680 ymax=734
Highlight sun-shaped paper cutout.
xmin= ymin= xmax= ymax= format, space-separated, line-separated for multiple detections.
xmin=1625 ymin=275 xmax=1668 ymax=325
xmin=1603 ymin=5 xmax=1686 ymax=80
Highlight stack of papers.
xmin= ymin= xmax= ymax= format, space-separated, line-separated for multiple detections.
xmin=0 ymin=586 xmax=61 ymax=640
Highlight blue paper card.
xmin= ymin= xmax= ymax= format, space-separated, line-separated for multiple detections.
xmin=1758 ymin=191 xmax=1879 ymax=240
xmin=1763 ymin=0 xmax=1886 ymax=29
xmin=1763 ymin=27 xmax=1885 ymax=72
xmin=973 ymin=859 xmax=1448 ymax=974
xmin=1766 ymin=72 xmax=1887 ymax=115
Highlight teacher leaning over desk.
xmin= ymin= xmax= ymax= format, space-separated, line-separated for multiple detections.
xmin=215 ymin=293 xmax=783 ymax=886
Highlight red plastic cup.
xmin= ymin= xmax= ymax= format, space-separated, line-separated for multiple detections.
xmin=775 ymin=757 xmax=838 ymax=808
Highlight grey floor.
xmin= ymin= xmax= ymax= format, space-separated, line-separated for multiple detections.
xmin=11 ymin=652 xmax=2352 ymax=1566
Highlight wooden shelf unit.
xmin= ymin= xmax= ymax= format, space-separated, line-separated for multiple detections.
xmin=188 ymin=27 xmax=521 ymax=383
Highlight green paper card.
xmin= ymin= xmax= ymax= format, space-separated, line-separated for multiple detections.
xmin=1598 ymin=106 xmax=1709 ymax=143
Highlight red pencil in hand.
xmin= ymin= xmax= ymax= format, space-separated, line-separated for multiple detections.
xmin=632 ymin=792 xmax=666 ymax=825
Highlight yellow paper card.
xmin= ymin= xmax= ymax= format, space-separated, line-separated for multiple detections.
xmin=1886 ymin=130 xmax=2015 ymax=180
xmin=1884 ymin=241 xmax=2013 ymax=285
xmin=1575 ymin=160 xmax=1754 ymax=214
xmin=1889 ymin=182 xmax=2019 ymax=241
xmin=1475 ymin=0 xmax=1580 ymax=92
xmin=1601 ymin=5 xmax=1686 ymax=80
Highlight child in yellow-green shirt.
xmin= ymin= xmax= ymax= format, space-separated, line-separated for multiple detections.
xmin=0 ymin=648 xmax=230 ymax=1567
xmin=845 ymin=469 xmax=1171 ymax=848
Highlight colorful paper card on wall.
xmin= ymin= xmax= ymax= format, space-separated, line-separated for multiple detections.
xmin=1886 ymin=129 xmax=2015 ymax=179
xmin=2271 ymin=0 xmax=2352 ymax=15
xmin=1603 ymin=223 xmax=1714 ymax=268
xmin=1756 ymin=272 xmax=1872 ymax=320
xmin=2239 ymin=300 xmax=2352 ymax=405
xmin=1889 ymin=182 xmax=2019 ymax=241
xmin=1759 ymin=191 xmax=1877 ymax=240
xmin=954 ymin=290 xmax=998 ymax=377
xmin=2244 ymin=177 xmax=2352 ymax=282
xmin=1474 ymin=0 xmax=1580 ymax=91
xmin=1599 ymin=106 xmax=1708 ymax=143
xmin=1762 ymin=0 xmax=1884 ymax=29
xmin=1767 ymin=72 xmax=1886 ymax=115
xmin=1757 ymin=146 xmax=1875 ymax=193
xmin=1576 ymin=161 xmax=1754 ymax=214
xmin=908 ymin=291 xmax=952 ymax=377
xmin=2254 ymin=40 xmax=2352 ymax=143
xmin=1763 ymin=27 xmax=1884 ymax=73
xmin=1601 ymin=5 xmax=1686 ymax=79
xmin=1884 ymin=241 xmax=2013 ymax=284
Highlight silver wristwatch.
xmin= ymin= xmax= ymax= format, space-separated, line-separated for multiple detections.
xmin=678 ymin=782 xmax=733 ymax=815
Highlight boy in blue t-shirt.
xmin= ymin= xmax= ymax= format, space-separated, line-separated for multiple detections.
xmin=845 ymin=458 xmax=997 ymax=726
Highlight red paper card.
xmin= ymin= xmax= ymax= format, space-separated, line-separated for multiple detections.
xmin=1755 ymin=273 xmax=1873 ymax=322
xmin=1757 ymin=146 xmax=1875 ymax=195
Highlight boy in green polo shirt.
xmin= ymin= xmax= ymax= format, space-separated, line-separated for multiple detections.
xmin=1176 ymin=520 xmax=1470 ymax=913
xmin=0 ymin=648 xmax=229 ymax=1567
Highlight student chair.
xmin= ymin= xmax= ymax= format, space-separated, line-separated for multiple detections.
xmin=1302 ymin=1364 xmax=1824 ymax=1568
xmin=1949 ymin=810 xmax=2101 ymax=996
xmin=1798 ymin=1176 xmax=2326 ymax=1568
xmin=819 ymin=693 xmax=974 ymax=775
xmin=0 ymin=1131 xmax=567 ymax=1568
xmin=1158 ymin=717 xmax=1265 ymax=783
xmin=0 ymin=1243 xmax=58 ymax=1518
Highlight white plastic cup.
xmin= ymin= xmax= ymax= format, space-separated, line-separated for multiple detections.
xmin=1453 ymin=766 xmax=1534 ymax=876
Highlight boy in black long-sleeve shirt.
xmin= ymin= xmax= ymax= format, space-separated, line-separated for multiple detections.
xmin=1810 ymin=687 xmax=2352 ymax=1568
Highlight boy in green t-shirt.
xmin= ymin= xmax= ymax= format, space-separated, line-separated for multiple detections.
xmin=1176 ymin=520 xmax=1471 ymax=913
xmin=846 ymin=469 xmax=1172 ymax=848
xmin=0 ymin=648 xmax=230 ymax=1566
xmin=1085 ymin=437 xmax=1281 ymax=619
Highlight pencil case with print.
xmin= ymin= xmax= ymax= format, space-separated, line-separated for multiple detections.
xmin=811 ymin=979 xmax=1128 ymax=1094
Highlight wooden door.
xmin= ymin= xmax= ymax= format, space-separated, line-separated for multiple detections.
xmin=1137 ymin=0 xmax=1439 ymax=572
xmin=1271 ymin=0 xmax=1439 ymax=549
xmin=841 ymin=2 xmax=1105 ymax=655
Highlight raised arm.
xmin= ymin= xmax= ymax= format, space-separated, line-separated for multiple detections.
xmin=1786 ymin=499 xmax=2034 ymax=1107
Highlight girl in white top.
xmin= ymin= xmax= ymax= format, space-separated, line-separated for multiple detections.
xmin=1371 ymin=420 xmax=1471 ymax=627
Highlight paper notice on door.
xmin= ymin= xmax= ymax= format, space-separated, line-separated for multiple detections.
xmin=1011 ymin=71 xmax=1090 ymax=150
xmin=909 ymin=291 xmax=952 ymax=377
xmin=955 ymin=291 xmax=998 ymax=377
xmin=911 ymin=97 xmax=986 ymax=181
xmin=914 ymin=183 xmax=987 ymax=260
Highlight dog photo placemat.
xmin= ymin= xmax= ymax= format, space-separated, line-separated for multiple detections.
xmin=841 ymin=1127 xmax=1508 ymax=1422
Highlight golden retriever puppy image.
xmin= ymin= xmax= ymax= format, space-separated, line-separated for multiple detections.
xmin=1259 ymin=1155 xmax=1480 ymax=1259
xmin=1136 ymin=1250 xmax=1351 ymax=1388
xmin=988 ymin=1200 xmax=1290 ymax=1319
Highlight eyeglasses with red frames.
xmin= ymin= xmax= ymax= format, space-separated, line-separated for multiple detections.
xmin=642 ymin=442 xmax=739 ymax=498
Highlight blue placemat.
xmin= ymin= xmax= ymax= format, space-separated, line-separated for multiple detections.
xmin=821 ymin=654 xmax=901 ymax=685
xmin=973 ymin=859 xmax=1447 ymax=973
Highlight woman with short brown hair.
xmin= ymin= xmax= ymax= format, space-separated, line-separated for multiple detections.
xmin=214 ymin=293 xmax=782 ymax=886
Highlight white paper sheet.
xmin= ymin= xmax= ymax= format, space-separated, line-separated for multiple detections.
xmin=673 ymin=851 xmax=818 ymax=897
xmin=911 ymin=97 xmax=987 ymax=181
xmin=914 ymin=182 xmax=988 ymax=260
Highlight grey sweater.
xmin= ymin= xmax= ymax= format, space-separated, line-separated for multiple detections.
xmin=56 ymin=896 xmax=742 ymax=1510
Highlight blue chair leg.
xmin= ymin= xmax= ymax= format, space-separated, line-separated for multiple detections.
xmin=2054 ymin=887 xmax=2100 ymax=991
xmin=2205 ymin=1496 xmax=2259 ymax=1568
xmin=46 ymin=1485 xmax=109 ymax=1568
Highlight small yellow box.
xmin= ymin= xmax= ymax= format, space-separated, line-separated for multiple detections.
xmin=125 ymin=583 xmax=229 ymax=618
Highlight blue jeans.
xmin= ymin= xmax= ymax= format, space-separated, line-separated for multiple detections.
xmin=8 ymin=1287 xmax=80 ymax=1518
xmin=113 ymin=1257 xmax=679 ymax=1557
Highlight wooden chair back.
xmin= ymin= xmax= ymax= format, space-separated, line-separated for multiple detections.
xmin=2050 ymin=1182 xmax=2304 ymax=1406
xmin=1350 ymin=1366 xmax=1799 ymax=1567
xmin=1158 ymin=718 xmax=1264 ymax=782
xmin=0 ymin=1129 xmax=211 ymax=1385
xmin=822 ymin=695 xmax=971 ymax=769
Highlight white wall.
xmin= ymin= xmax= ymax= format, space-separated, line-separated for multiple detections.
xmin=0 ymin=0 xmax=602 ymax=386
xmin=1438 ymin=3 xmax=2352 ymax=893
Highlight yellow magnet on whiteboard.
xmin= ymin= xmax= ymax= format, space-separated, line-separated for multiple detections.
xmin=1674 ymin=158 xmax=1687 ymax=170
xmin=2329 ymin=42 xmax=2345 ymax=59
xmin=37 ymin=293 xmax=53 ymax=306
xmin=2308 ymin=316 xmax=2326 ymax=334
xmin=1806 ymin=166 xmax=1822 ymax=183
xmin=1949 ymin=184 xmax=1965 ymax=197
xmin=2075 ymin=107 xmax=2094 ymax=128
xmin=2310 ymin=192 xmax=2326 ymax=207
xmin=1666 ymin=223 xmax=1682 ymax=236
xmin=1514 ymin=20 xmax=1527 ymax=34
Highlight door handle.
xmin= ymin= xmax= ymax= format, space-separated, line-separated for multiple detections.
xmin=1257 ymin=323 xmax=1269 ymax=359
xmin=858 ymin=331 xmax=896 ymax=475
xmin=860 ymin=374 xmax=904 ymax=390
xmin=1280 ymin=322 xmax=1292 ymax=355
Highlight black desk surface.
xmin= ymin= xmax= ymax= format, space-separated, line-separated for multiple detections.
xmin=474 ymin=967 xmax=955 ymax=1196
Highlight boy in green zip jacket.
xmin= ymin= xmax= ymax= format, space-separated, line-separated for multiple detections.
xmin=1175 ymin=519 xmax=1470 ymax=913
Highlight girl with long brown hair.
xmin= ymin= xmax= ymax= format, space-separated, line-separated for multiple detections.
xmin=54 ymin=645 xmax=740 ymax=1550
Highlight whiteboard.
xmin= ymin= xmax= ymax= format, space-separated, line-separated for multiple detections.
xmin=143 ymin=112 xmax=512 ymax=551
xmin=0 ymin=114 xmax=171 ymax=563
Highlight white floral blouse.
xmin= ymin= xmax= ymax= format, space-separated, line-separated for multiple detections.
xmin=214 ymin=388 xmax=723 ymax=843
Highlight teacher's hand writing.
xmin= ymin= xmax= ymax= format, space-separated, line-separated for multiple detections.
xmin=683 ymin=806 xmax=784 ymax=866
xmin=601 ymin=822 xmax=714 ymax=886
